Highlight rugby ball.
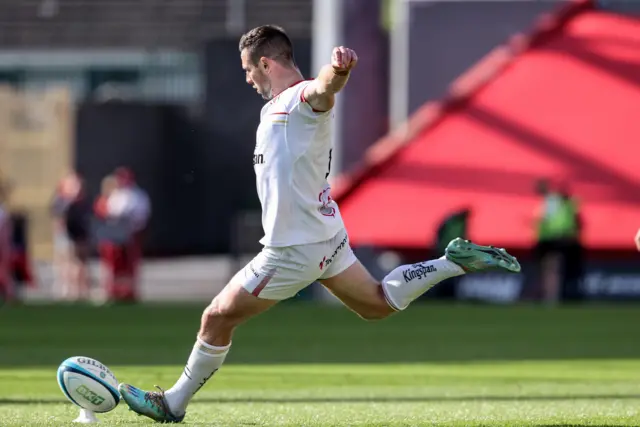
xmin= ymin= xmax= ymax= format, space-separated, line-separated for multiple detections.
xmin=57 ymin=356 xmax=120 ymax=413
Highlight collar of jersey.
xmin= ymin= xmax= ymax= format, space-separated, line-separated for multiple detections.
xmin=269 ymin=79 xmax=311 ymax=104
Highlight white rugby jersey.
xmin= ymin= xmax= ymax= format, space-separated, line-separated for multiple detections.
xmin=254 ymin=79 xmax=344 ymax=247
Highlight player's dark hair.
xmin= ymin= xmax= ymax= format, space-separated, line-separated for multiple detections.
xmin=239 ymin=25 xmax=295 ymax=66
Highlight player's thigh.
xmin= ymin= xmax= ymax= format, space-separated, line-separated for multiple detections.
xmin=317 ymin=229 xmax=380 ymax=306
xmin=319 ymin=259 xmax=393 ymax=319
xmin=244 ymin=244 xmax=320 ymax=299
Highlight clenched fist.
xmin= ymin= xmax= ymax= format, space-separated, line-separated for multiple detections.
xmin=332 ymin=46 xmax=358 ymax=73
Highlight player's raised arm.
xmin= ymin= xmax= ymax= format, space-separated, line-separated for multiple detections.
xmin=302 ymin=46 xmax=358 ymax=112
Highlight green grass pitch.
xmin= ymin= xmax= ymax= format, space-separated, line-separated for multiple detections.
xmin=1 ymin=302 xmax=640 ymax=426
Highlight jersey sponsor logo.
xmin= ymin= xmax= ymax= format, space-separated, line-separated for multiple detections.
xmin=318 ymin=187 xmax=336 ymax=217
xmin=249 ymin=262 xmax=260 ymax=279
xmin=253 ymin=153 xmax=265 ymax=165
xmin=402 ymin=263 xmax=437 ymax=283
xmin=319 ymin=205 xmax=336 ymax=217
xmin=319 ymin=234 xmax=348 ymax=270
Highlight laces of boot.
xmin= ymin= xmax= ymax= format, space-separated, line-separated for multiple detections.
xmin=144 ymin=385 xmax=168 ymax=410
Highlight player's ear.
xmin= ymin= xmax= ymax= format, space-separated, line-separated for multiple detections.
xmin=260 ymin=57 xmax=269 ymax=73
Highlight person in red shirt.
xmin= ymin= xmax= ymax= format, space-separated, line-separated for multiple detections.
xmin=110 ymin=168 xmax=150 ymax=299
xmin=0 ymin=183 xmax=13 ymax=302
xmin=94 ymin=174 xmax=125 ymax=302
xmin=94 ymin=169 xmax=150 ymax=303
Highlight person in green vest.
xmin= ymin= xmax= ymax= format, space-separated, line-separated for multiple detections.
xmin=534 ymin=179 xmax=582 ymax=303
xmin=536 ymin=183 xmax=579 ymax=243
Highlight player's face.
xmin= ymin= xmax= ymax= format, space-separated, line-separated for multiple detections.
xmin=241 ymin=49 xmax=272 ymax=100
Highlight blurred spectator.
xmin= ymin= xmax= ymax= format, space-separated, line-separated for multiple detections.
xmin=436 ymin=208 xmax=470 ymax=255
xmin=431 ymin=207 xmax=471 ymax=299
xmin=50 ymin=172 xmax=92 ymax=301
xmin=10 ymin=212 xmax=35 ymax=293
xmin=95 ymin=168 xmax=150 ymax=303
xmin=94 ymin=174 xmax=122 ymax=302
xmin=0 ymin=177 xmax=14 ymax=302
xmin=558 ymin=183 xmax=584 ymax=301
xmin=533 ymin=179 xmax=581 ymax=304
xmin=94 ymin=175 xmax=118 ymax=221
xmin=635 ymin=228 xmax=640 ymax=251
xmin=51 ymin=173 xmax=74 ymax=298
xmin=109 ymin=168 xmax=151 ymax=238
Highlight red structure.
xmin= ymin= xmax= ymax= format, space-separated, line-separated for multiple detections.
xmin=336 ymin=1 xmax=640 ymax=251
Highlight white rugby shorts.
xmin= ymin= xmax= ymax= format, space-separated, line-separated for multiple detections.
xmin=234 ymin=228 xmax=357 ymax=300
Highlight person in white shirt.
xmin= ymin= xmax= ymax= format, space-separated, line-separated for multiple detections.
xmin=102 ymin=167 xmax=151 ymax=302
xmin=108 ymin=168 xmax=151 ymax=234
xmin=119 ymin=25 xmax=521 ymax=423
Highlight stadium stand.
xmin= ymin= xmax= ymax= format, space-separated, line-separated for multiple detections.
xmin=0 ymin=0 xmax=311 ymax=48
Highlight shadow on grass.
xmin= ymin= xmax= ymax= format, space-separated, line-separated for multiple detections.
xmin=3 ymin=394 xmax=640 ymax=405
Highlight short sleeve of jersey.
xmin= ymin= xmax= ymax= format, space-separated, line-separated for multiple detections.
xmin=294 ymin=81 xmax=333 ymax=120
xmin=275 ymin=81 xmax=332 ymax=159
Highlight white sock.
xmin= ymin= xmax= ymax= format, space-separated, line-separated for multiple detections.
xmin=164 ymin=337 xmax=230 ymax=416
xmin=381 ymin=257 xmax=465 ymax=310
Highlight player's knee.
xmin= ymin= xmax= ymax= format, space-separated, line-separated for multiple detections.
xmin=200 ymin=297 xmax=240 ymax=334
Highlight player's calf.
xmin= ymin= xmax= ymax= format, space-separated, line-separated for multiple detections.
xmin=357 ymin=302 xmax=394 ymax=321
xmin=337 ymin=285 xmax=395 ymax=321
xmin=381 ymin=238 xmax=520 ymax=310
xmin=162 ymin=335 xmax=231 ymax=418
xmin=152 ymin=297 xmax=236 ymax=419
xmin=323 ymin=256 xmax=464 ymax=316
xmin=380 ymin=258 xmax=465 ymax=310
xmin=163 ymin=284 xmax=274 ymax=417
xmin=323 ymin=239 xmax=519 ymax=317
xmin=321 ymin=261 xmax=395 ymax=321
xmin=120 ymin=282 xmax=276 ymax=422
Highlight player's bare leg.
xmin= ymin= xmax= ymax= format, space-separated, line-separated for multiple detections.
xmin=321 ymin=260 xmax=394 ymax=320
xmin=321 ymin=238 xmax=521 ymax=317
xmin=321 ymin=254 xmax=469 ymax=319
xmin=118 ymin=281 xmax=277 ymax=422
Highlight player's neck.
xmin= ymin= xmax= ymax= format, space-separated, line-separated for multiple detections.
xmin=270 ymin=70 xmax=305 ymax=98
